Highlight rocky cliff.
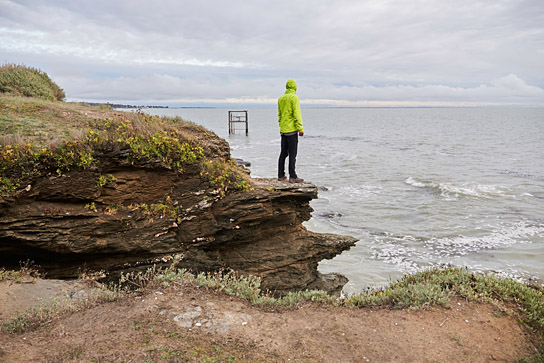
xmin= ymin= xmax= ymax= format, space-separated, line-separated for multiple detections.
xmin=0 ymin=169 xmax=356 ymax=294
xmin=0 ymin=97 xmax=356 ymax=295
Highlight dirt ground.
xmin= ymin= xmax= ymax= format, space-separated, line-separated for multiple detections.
xmin=0 ymin=278 xmax=541 ymax=363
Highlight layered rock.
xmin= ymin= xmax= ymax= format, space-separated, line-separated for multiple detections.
xmin=0 ymin=154 xmax=356 ymax=296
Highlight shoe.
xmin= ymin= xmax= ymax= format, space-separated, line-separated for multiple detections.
xmin=277 ymin=176 xmax=287 ymax=181
xmin=289 ymin=177 xmax=304 ymax=183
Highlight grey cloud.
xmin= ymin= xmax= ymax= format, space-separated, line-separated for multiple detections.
xmin=1 ymin=0 xmax=543 ymax=105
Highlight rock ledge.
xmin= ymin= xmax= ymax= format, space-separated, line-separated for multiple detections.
xmin=1 ymin=165 xmax=356 ymax=295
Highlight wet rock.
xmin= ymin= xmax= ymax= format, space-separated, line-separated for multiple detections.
xmin=235 ymin=158 xmax=251 ymax=167
xmin=318 ymin=211 xmax=343 ymax=219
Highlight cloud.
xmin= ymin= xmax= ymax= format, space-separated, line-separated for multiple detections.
xmin=1 ymin=0 xmax=543 ymax=106
xmin=59 ymin=71 xmax=543 ymax=107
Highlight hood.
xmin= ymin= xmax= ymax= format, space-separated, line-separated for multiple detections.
xmin=286 ymin=79 xmax=297 ymax=91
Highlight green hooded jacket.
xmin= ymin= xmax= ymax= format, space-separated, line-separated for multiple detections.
xmin=278 ymin=79 xmax=303 ymax=134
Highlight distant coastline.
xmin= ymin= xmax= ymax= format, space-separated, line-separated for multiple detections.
xmin=83 ymin=102 xmax=169 ymax=109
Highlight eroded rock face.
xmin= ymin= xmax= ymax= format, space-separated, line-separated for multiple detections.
xmin=0 ymin=162 xmax=356 ymax=295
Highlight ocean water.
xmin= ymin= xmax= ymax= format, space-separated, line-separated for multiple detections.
xmin=145 ymin=107 xmax=544 ymax=294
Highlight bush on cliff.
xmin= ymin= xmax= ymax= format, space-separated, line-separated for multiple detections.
xmin=0 ymin=64 xmax=65 ymax=101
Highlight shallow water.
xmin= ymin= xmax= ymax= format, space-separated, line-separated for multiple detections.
xmin=145 ymin=107 xmax=544 ymax=294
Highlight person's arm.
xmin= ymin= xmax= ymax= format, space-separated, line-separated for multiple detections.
xmin=293 ymin=97 xmax=303 ymax=135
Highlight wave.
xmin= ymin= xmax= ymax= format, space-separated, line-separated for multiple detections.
xmin=369 ymin=221 xmax=544 ymax=271
xmin=425 ymin=221 xmax=542 ymax=257
xmin=405 ymin=176 xmax=509 ymax=199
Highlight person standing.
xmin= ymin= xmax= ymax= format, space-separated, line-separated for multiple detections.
xmin=277 ymin=79 xmax=304 ymax=183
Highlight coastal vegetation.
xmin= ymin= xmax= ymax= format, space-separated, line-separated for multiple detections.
xmin=0 ymin=64 xmax=65 ymax=101
xmin=152 ymin=266 xmax=544 ymax=333
xmin=3 ymin=263 xmax=543 ymax=334
xmin=2 ymin=264 xmax=543 ymax=361
xmin=0 ymin=93 xmax=250 ymax=202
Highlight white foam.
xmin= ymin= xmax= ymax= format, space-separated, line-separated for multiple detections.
xmin=369 ymin=222 xmax=544 ymax=272
xmin=405 ymin=176 xmax=426 ymax=188
xmin=405 ymin=177 xmax=509 ymax=200
xmin=429 ymin=222 xmax=541 ymax=257
xmin=336 ymin=184 xmax=383 ymax=198
xmin=437 ymin=183 xmax=480 ymax=198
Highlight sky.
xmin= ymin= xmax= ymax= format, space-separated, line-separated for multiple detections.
xmin=1 ymin=0 xmax=544 ymax=107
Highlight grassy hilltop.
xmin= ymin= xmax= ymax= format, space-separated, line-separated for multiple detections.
xmin=0 ymin=64 xmax=65 ymax=102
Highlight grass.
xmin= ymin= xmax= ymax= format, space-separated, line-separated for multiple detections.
xmin=0 ymin=260 xmax=40 ymax=282
xmin=0 ymin=94 xmax=251 ymax=201
xmin=156 ymin=266 xmax=544 ymax=362
xmin=2 ymin=282 xmax=125 ymax=334
xmin=0 ymin=63 xmax=65 ymax=101
xmin=136 ymin=263 xmax=544 ymax=335
xmin=3 ymin=264 xmax=543 ymax=360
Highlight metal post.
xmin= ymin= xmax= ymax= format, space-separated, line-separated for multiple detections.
xmin=228 ymin=110 xmax=248 ymax=135
xmin=245 ymin=110 xmax=248 ymax=135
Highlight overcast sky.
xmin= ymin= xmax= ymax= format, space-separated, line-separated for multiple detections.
xmin=1 ymin=0 xmax=543 ymax=106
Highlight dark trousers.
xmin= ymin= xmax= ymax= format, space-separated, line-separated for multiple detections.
xmin=278 ymin=133 xmax=298 ymax=179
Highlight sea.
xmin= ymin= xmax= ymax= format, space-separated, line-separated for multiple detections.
xmin=144 ymin=107 xmax=544 ymax=295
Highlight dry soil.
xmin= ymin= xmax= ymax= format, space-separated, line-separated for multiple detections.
xmin=0 ymin=277 xmax=540 ymax=362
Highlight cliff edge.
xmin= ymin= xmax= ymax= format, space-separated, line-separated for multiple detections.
xmin=0 ymin=95 xmax=356 ymax=295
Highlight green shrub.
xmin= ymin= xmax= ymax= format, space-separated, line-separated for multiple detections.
xmin=200 ymin=159 xmax=252 ymax=196
xmin=0 ymin=64 xmax=65 ymax=101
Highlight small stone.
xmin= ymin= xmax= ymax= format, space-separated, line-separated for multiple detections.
xmin=173 ymin=314 xmax=193 ymax=328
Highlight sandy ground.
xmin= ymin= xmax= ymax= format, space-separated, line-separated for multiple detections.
xmin=0 ymin=278 xmax=541 ymax=362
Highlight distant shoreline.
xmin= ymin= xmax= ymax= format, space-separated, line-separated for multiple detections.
xmin=82 ymin=102 xmax=169 ymax=109
xmin=72 ymin=100 xmax=544 ymax=110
